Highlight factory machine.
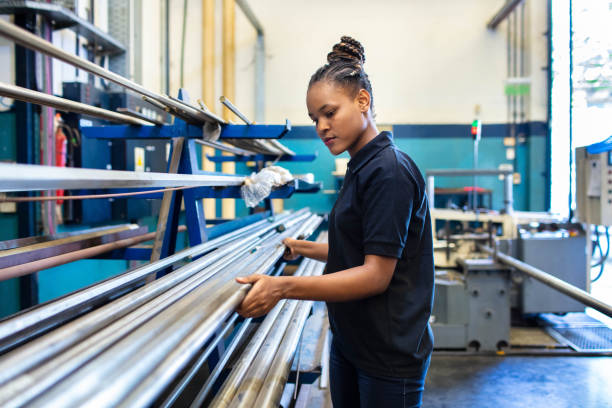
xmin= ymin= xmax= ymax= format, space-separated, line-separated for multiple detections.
xmin=0 ymin=15 xmax=328 ymax=408
xmin=427 ymin=153 xmax=612 ymax=352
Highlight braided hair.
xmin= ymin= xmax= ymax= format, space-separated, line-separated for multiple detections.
xmin=309 ymin=36 xmax=375 ymax=116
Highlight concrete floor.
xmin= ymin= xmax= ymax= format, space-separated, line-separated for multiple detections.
xmin=423 ymin=355 xmax=612 ymax=408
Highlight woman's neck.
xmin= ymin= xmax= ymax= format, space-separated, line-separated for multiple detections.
xmin=348 ymin=121 xmax=379 ymax=157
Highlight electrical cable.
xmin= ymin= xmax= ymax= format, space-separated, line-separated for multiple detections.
xmin=592 ymin=226 xmax=609 ymax=283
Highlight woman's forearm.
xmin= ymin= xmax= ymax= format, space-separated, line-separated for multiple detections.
xmin=293 ymin=240 xmax=328 ymax=262
xmin=278 ymin=263 xmax=387 ymax=302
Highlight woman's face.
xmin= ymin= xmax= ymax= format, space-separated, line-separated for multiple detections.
xmin=306 ymin=81 xmax=368 ymax=156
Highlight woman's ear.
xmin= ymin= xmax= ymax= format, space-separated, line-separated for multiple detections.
xmin=356 ymin=89 xmax=371 ymax=113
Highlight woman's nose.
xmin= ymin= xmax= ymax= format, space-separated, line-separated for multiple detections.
xmin=316 ymin=119 xmax=330 ymax=134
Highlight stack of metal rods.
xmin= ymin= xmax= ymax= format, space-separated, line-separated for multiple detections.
xmin=205 ymin=232 xmax=328 ymax=408
xmin=0 ymin=19 xmax=295 ymax=156
xmin=0 ymin=210 xmax=322 ymax=407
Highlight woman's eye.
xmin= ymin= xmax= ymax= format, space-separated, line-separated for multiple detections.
xmin=325 ymin=110 xmax=335 ymax=118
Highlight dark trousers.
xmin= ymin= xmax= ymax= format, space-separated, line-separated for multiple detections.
xmin=329 ymin=340 xmax=429 ymax=408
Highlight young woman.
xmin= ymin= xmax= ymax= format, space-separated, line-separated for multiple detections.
xmin=236 ymin=36 xmax=434 ymax=408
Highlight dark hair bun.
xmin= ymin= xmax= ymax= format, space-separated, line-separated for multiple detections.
xmin=327 ymin=36 xmax=365 ymax=66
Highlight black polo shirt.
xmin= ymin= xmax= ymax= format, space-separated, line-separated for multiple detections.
xmin=326 ymin=131 xmax=434 ymax=378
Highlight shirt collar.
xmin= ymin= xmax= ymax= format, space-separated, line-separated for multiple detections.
xmin=347 ymin=131 xmax=394 ymax=174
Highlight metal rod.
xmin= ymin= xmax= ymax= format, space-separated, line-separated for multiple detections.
xmin=254 ymin=300 xmax=313 ymax=408
xmin=194 ymin=138 xmax=257 ymax=156
xmin=0 ymin=212 xmax=295 ymax=353
xmin=0 ymin=19 xmax=225 ymax=125
xmin=0 ymin=239 xmax=276 ymax=407
xmin=0 ymin=162 xmax=245 ymax=192
xmin=235 ymin=0 xmax=264 ymax=34
xmin=0 ymin=82 xmax=148 ymax=125
xmin=0 ymin=212 xmax=311 ymax=394
xmin=160 ymin=262 xmax=286 ymax=408
xmin=0 ymin=227 xmax=180 ymax=281
xmin=203 ymin=259 xmax=315 ymax=408
xmin=487 ymin=0 xmax=523 ymax=30
xmin=0 ymin=235 xmax=260 ymax=388
xmin=479 ymin=244 xmax=612 ymax=318
xmin=25 ymin=217 xmax=316 ymax=407
xmin=220 ymin=95 xmax=252 ymax=125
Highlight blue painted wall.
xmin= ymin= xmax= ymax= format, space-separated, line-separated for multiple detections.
xmin=272 ymin=123 xmax=548 ymax=214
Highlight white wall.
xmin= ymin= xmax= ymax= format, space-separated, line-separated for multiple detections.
xmin=242 ymin=0 xmax=549 ymax=125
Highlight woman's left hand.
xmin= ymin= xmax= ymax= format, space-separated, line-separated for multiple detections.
xmin=235 ymin=274 xmax=284 ymax=318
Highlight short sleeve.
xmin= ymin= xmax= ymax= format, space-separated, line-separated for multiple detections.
xmin=360 ymin=158 xmax=414 ymax=259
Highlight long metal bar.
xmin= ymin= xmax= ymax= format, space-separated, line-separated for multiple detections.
xmin=220 ymin=96 xmax=252 ymax=125
xmin=0 ymin=162 xmax=245 ymax=192
xmin=117 ymin=246 xmax=284 ymax=408
xmin=487 ymin=0 xmax=523 ymax=30
xmin=194 ymin=138 xmax=257 ymax=156
xmin=158 ymin=261 xmax=285 ymax=408
xmin=0 ymin=228 xmax=176 ymax=281
xmin=0 ymin=212 xmax=310 ymax=388
xmin=255 ymin=300 xmax=313 ymax=408
xmin=479 ymin=244 xmax=612 ymax=317
xmin=254 ymin=257 xmax=326 ymax=408
xmin=0 ymin=19 xmax=225 ymax=125
xmin=0 ymin=232 xmax=273 ymax=386
xmin=0 ymin=212 xmax=296 ymax=353
xmin=201 ymin=259 xmax=315 ymax=408
xmin=26 ymin=217 xmax=315 ymax=407
xmin=235 ymin=0 xmax=264 ymax=34
xmin=0 ymin=82 xmax=148 ymax=125
xmin=0 ymin=238 xmax=276 ymax=407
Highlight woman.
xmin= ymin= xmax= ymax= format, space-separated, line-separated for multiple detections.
xmin=236 ymin=36 xmax=434 ymax=408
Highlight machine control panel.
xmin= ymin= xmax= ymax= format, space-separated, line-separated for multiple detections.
xmin=576 ymin=145 xmax=612 ymax=226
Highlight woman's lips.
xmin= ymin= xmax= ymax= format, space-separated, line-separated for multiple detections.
xmin=324 ymin=137 xmax=336 ymax=146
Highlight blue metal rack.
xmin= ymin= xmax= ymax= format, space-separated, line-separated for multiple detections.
xmin=78 ymin=89 xmax=320 ymax=262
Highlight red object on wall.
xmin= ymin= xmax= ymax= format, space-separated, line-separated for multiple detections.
xmin=55 ymin=114 xmax=67 ymax=204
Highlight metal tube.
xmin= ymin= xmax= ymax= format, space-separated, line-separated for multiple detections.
xmin=0 ymin=212 xmax=295 ymax=352
xmin=254 ymin=300 xmax=313 ymax=408
xmin=487 ymin=0 xmax=523 ymax=29
xmin=0 ymin=82 xmax=148 ymax=125
xmin=479 ymin=244 xmax=612 ymax=318
xmin=0 ymin=234 xmax=263 ymax=386
xmin=0 ymin=212 xmax=313 ymax=405
xmin=220 ymin=96 xmax=252 ymax=125
xmin=204 ymin=259 xmax=315 ymax=408
xmin=426 ymin=169 xmax=514 ymax=176
xmin=0 ymin=229 xmax=162 ymax=281
xmin=229 ymin=301 xmax=300 ymax=408
xmin=194 ymin=138 xmax=256 ymax=156
xmin=0 ymin=240 xmax=275 ymax=407
xmin=29 ymin=217 xmax=315 ymax=407
xmin=254 ymin=260 xmax=326 ymax=408
xmin=31 ymin=277 xmax=247 ymax=408
xmin=0 ymin=19 xmax=224 ymax=125
xmin=0 ymin=162 xmax=245 ymax=192
xmin=116 ymin=246 xmax=283 ymax=408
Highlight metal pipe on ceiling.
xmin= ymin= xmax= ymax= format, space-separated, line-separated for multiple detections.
xmin=479 ymin=244 xmax=612 ymax=318
xmin=487 ymin=0 xmax=524 ymax=30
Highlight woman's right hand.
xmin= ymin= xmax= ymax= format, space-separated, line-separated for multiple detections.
xmin=282 ymin=237 xmax=300 ymax=261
